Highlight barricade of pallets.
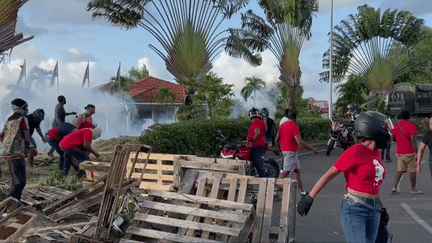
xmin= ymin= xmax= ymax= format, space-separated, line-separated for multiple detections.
xmin=0 ymin=197 xmax=37 ymax=243
xmin=121 ymin=189 xmax=256 ymax=242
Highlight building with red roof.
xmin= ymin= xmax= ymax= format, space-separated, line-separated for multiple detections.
xmin=128 ymin=76 xmax=186 ymax=123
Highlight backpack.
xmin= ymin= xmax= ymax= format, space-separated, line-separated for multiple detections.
xmin=57 ymin=122 xmax=76 ymax=138
xmin=1 ymin=117 xmax=27 ymax=157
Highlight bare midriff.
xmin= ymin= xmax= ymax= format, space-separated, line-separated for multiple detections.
xmin=347 ymin=187 xmax=379 ymax=199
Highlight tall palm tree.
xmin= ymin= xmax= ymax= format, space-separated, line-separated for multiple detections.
xmin=226 ymin=0 xmax=318 ymax=110
xmin=129 ymin=64 xmax=150 ymax=81
xmin=334 ymin=74 xmax=369 ymax=113
xmin=155 ymin=86 xmax=177 ymax=107
xmin=87 ymin=0 xmax=249 ymax=107
xmin=320 ymin=5 xmax=424 ymax=96
xmin=241 ymin=76 xmax=266 ymax=107
xmin=0 ymin=0 xmax=33 ymax=63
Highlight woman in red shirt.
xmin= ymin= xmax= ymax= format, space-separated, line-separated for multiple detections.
xmin=45 ymin=123 xmax=77 ymax=171
xmin=74 ymin=104 xmax=96 ymax=129
xmin=297 ymin=112 xmax=391 ymax=243
xmin=246 ymin=107 xmax=267 ymax=177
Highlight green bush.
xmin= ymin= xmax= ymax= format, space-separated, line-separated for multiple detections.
xmin=139 ymin=117 xmax=331 ymax=157
xmin=139 ymin=118 xmax=250 ymax=157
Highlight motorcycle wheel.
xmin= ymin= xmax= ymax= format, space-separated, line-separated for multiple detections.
xmin=326 ymin=139 xmax=336 ymax=156
xmin=263 ymin=159 xmax=280 ymax=178
xmin=341 ymin=142 xmax=349 ymax=150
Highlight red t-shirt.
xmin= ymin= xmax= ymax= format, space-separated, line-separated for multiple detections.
xmin=278 ymin=120 xmax=300 ymax=152
xmin=247 ymin=119 xmax=266 ymax=147
xmin=79 ymin=120 xmax=93 ymax=129
xmin=47 ymin=127 xmax=60 ymax=141
xmin=59 ymin=128 xmax=93 ymax=150
xmin=392 ymin=120 xmax=417 ymax=155
xmin=333 ymin=144 xmax=385 ymax=195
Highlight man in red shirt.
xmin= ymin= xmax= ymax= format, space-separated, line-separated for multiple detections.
xmin=46 ymin=123 xmax=77 ymax=171
xmin=391 ymin=110 xmax=421 ymax=194
xmin=59 ymin=127 xmax=102 ymax=176
xmin=246 ymin=108 xmax=267 ymax=177
xmin=275 ymin=109 xmax=317 ymax=194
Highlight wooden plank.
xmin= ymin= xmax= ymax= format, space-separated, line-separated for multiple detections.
xmin=252 ymin=178 xmax=268 ymax=243
xmin=46 ymin=192 xmax=103 ymax=222
xmin=125 ymin=227 xmax=220 ymax=243
xmin=261 ymin=178 xmax=275 ymax=243
xmin=201 ymin=174 xmax=222 ymax=239
xmin=147 ymin=190 xmax=254 ymax=211
xmin=288 ymin=180 xmax=298 ymax=243
xmin=52 ymin=229 xmax=70 ymax=239
xmin=0 ymin=211 xmax=36 ymax=243
xmin=130 ymin=173 xmax=173 ymax=181
xmin=134 ymin=213 xmax=241 ymax=236
xmin=177 ymin=161 xmax=241 ymax=172
xmin=138 ymin=183 xmax=172 ymax=191
xmin=278 ymin=179 xmax=292 ymax=243
xmin=138 ymin=201 xmax=247 ymax=223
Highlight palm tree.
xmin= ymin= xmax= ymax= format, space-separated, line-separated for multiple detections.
xmin=320 ymin=5 xmax=424 ymax=97
xmin=241 ymin=76 xmax=266 ymax=107
xmin=87 ymin=0 xmax=248 ymax=107
xmin=155 ymin=86 xmax=176 ymax=107
xmin=0 ymin=0 xmax=33 ymax=63
xmin=334 ymin=74 xmax=369 ymax=113
xmin=226 ymin=0 xmax=318 ymax=110
xmin=129 ymin=64 xmax=150 ymax=81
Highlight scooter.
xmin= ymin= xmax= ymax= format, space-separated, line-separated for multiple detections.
xmin=326 ymin=118 xmax=355 ymax=156
xmin=219 ymin=133 xmax=280 ymax=178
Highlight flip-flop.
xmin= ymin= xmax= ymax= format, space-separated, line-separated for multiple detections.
xmin=391 ymin=190 xmax=400 ymax=195
xmin=411 ymin=190 xmax=423 ymax=195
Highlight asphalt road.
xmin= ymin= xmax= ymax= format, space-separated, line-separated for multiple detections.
xmin=276 ymin=142 xmax=432 ymax=243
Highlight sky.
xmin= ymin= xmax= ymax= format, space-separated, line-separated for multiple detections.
xmin=2 ymin=0 xmax=432 ymax=118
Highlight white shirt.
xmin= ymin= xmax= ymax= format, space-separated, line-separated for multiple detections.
xmin=279 ymin=117 xmax=288 ymax=127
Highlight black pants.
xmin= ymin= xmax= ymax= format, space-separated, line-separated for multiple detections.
xmin=7 ymin=158 xmax=26 ymax=200
xmin=381 ymin=141 xmax=391 ymax=161
xmin=250 ymin=146 xmax=267 ymax=177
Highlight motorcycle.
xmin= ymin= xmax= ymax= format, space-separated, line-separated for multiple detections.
xmin=326 ymin=118 xmax=355 ymax=156
xmin=218 ymin=133 xmax=280 ymax=178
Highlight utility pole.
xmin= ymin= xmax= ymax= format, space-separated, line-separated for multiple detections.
xmin=329 ymin=0 xmax=334 ymax=119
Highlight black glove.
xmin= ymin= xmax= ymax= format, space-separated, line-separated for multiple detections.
xmin=297 ymin=195 xmax=314 ymax=216
xmin=380 ymin=208 xmax=389 ymax=225
xmin=71 ymin=112 xmax=77 ymax=115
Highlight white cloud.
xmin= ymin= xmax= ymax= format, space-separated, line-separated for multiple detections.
xmin=138 ymin=57 xmax=174 ymax=81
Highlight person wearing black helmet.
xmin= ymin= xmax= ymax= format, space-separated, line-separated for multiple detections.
xmin=0 ymin=98 xmax=31 ymax=200
xmin=260 ymin=108 xmax=276 ymax=146
xmin=297 ymin=111 xmax=390 ymax=243
xmin=246 ymin=107 xmax=267 ymax=177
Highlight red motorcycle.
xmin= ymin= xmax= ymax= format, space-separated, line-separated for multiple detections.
xmin=219 ymin=133 xmax=280 ymax=178
xmin=326 ymin=118 xmax=355 ymax=156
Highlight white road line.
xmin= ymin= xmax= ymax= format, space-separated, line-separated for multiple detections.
xmin=401 ymin=203 xmax=432 ymax=234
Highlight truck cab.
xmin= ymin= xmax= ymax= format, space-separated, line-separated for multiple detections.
xmin=385 ymin=84 xmax=432 ymax=117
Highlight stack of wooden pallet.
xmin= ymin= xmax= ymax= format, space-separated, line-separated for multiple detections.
xmin=0 ymin=197 xmax=37 ymax=243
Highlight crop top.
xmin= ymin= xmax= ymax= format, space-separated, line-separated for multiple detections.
xmin=333 ymin=143 xmax=385 ymax=195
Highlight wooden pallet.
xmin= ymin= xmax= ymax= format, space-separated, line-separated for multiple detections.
xmin=126 ymin=153 xmax=195 ymax=191
xmin=197 ymin=176 xmax=298 ymax=243
xmin=21 ymin=186 xmax=72 ymax=210
xmin=121 ymin=188 xmax=255 ymax=243
xmin=0 ymin=197 xmax=37 ymax=243
xmin=173 ymin=156 xmax=250 ymax=187
xmin=29 ymin=219 xmax=98 ymax=242
xmin=80 ymin=161 xmax=110 ymax=182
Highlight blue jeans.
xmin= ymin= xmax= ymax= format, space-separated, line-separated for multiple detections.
xmin=341 ymin=195 xmax=380 ymax=243
xmin=7 ymin=158 xmax=26 ymax=200
xmin=62 ymin=147 xmax=89 ymax=175
xmin=250 ymin=146 xmax=267 ymax=177
xmin=46 ymin=136 xmax=64 ymax=169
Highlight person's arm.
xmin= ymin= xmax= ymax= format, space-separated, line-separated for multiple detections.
xmin=417 ymin=142 xmax=427 ymax=174
xmin=36 ymin=127 xmax=47 ymax=143
xmin=275 ymin=131 xmax=281 ymax=151
xmin=83 ymin=141 xmax=100 ymax=158
xmin=294 ymin=134 xmax=317 ymax=154
xmin=309 ymin=166 xmax=341 ymax=198
xmin=22 ymin=118 xmax=31 ymax=147
xmin=411 ymin=135 xmax=418 ymax=154
xmin=65 ymin=111 xmax=77 ymax=116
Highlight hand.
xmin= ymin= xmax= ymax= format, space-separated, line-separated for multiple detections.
xmin=71 ymin=112 xmax=77 ymax=115
xmin=417 ymin=164 xmax=422 ymax=174
xmin=93 ymin=123 xmax=97 ymax=128
xmin=380 ymin=208 xmax=389 ymax=225
xmin=297 ymin=195 xmax=314 ymax=216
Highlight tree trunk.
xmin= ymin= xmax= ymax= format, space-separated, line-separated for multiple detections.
xmin=288 ymin=86 xmax=298 ymax=110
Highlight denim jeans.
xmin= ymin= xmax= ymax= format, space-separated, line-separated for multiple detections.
xmin=250 ymin=146 xmax=267 ymax=177
xmin=62 ymin=147 xmax=89 ymax=175
xmin=47 ymin=137 xmax=64 ymax=169
xmin=7 ymin=158 xmax=26 ymax=200
xmin=341 ymin=195 xmax=380 ymax=243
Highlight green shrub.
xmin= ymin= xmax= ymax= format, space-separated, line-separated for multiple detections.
xmin=139 ymin=117 xmax=331 ymax=157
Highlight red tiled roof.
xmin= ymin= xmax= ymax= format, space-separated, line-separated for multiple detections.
xmin=129 ymin=76 xmax=185 ymax=103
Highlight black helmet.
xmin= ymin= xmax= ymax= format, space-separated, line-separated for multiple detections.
xmin=260 ymin=108 xmax=269 ymax=117
xmin=355 ymin=111 xmax=391 ymax=149
xmin=248 ymin=107 xmax=259 ymax=119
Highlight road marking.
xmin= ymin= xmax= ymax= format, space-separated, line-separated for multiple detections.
xmin=401 ymin=203 xmax=432 ymax=234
